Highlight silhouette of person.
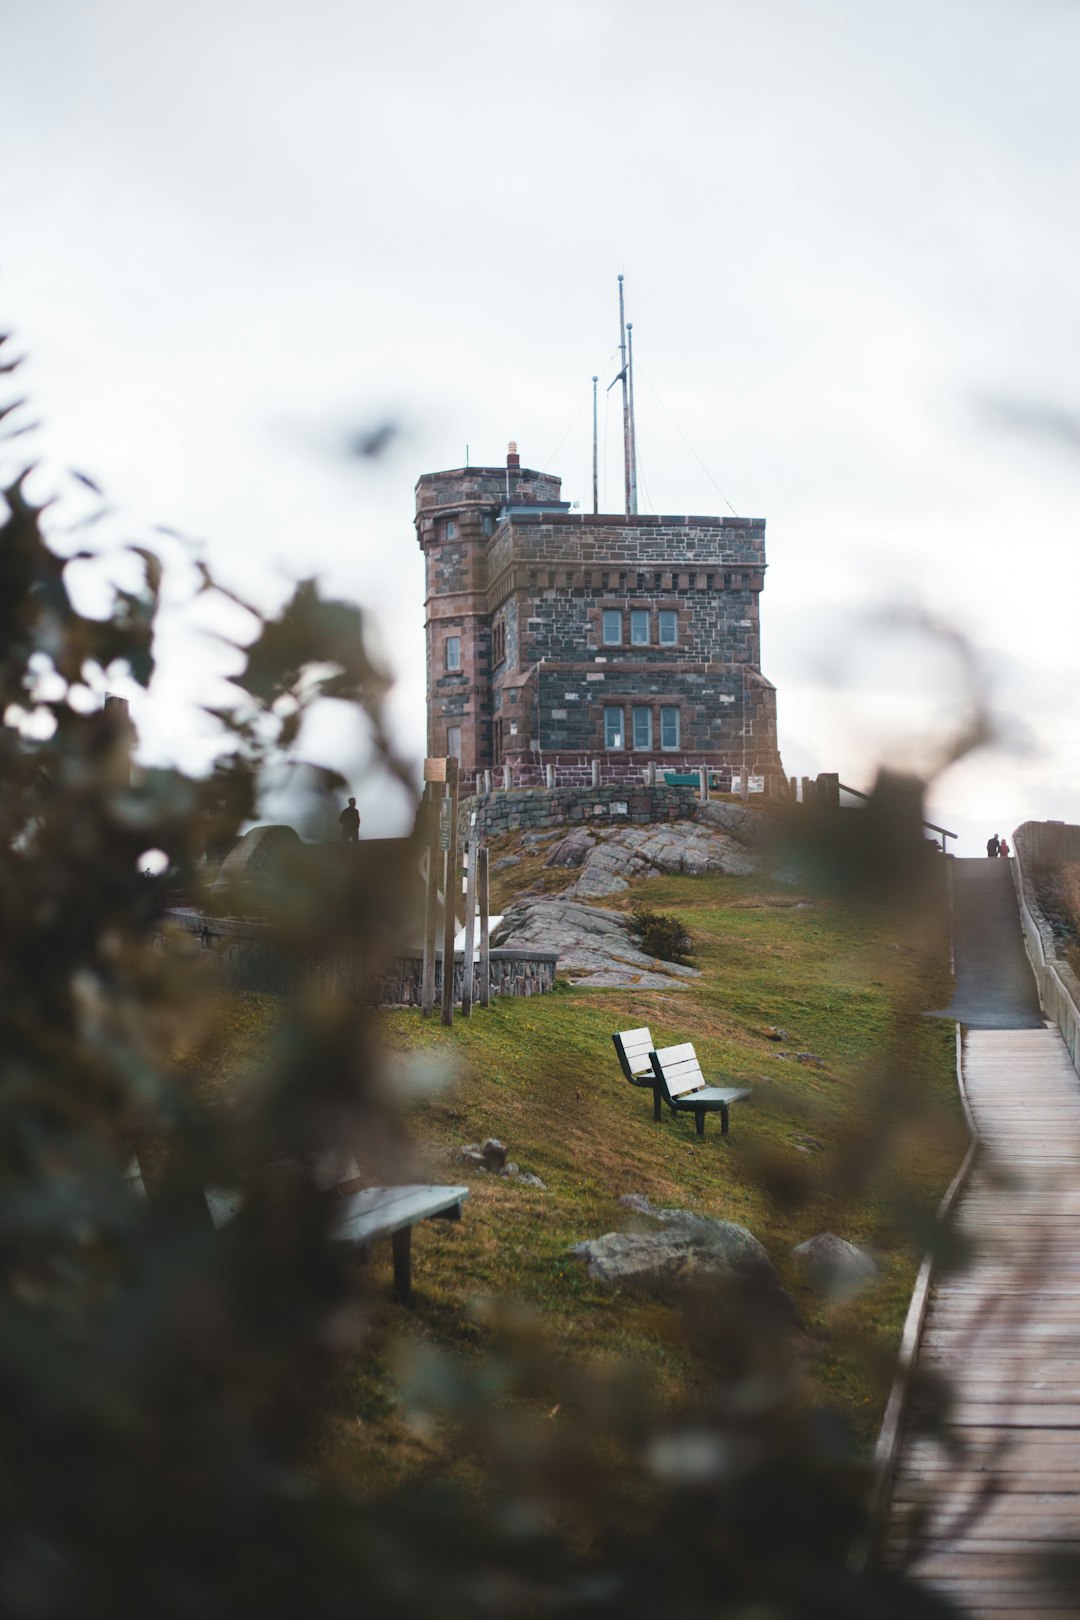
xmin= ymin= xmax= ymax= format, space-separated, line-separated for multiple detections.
xmin=986 ymin=833 xmax=1000 ymax=858
xmin=999 ymin=836 xmax=1010 ymax=859
xmin=338 ymin=797 xmax=360 ymax=841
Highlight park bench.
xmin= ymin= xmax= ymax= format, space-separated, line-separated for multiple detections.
xmin=612 ymin=1026 xmax=663 ymax=1121
xmin=196 ymin=1149 xmax=468 ymax=1308
xmin=649 ymin=1042 xmax=751 ymax=1137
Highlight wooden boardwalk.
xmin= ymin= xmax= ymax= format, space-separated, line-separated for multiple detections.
xmin=887 ymin=1026 xmax=1080 ymax=1614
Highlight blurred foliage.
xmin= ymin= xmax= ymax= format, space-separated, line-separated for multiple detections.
xmin=0 ymin=332 xmax=960 ymax=1616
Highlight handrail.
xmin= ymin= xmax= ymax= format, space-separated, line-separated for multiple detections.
xmin=1011 ymin=847 xmax=1080 ymax=1077
xmin=837 ymin=783 xmax=957 ymax=848
xmin=859 ymin=1022 xmax=978 ymax=1559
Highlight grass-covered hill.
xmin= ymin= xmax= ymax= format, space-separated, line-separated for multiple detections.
xmin=192 ymin=837 xmax=963 ymax=1492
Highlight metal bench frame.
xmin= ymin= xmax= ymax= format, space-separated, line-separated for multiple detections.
xmin=649 ymin=1042 xmax=751 ymax=1137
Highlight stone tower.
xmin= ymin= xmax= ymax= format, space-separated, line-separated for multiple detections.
xmin=415 ymin=443 xmax=784 ymax=791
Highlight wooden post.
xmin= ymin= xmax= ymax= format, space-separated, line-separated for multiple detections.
xmin=478 ymin=846 xmax=491 ymax=1009
xmin=420 ymin=782 xmax=440 ymax=1017
xmin=502 ymin=763 xmax=511 ymax=791
xmin=484 ymin=768 xmax=492 ymax=794
xmin=591 ymin=759 xmax=600 ymax=788
xmin=440 ymin=756 xmax=459 ymax=1027
xmin=461 ymin=813 xmax=478 ymax=1017
xmin=699 ymin=765 xmax=709 ymax=801
xmin=545 ymin=763 xmax=555 ymax=789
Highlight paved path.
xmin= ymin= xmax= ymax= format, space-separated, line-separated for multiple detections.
xmin=887 ymin=859 xmax=1080 ymax=1615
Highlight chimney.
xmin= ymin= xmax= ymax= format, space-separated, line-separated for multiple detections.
xmin=506 ymin=440 xmax=520 ymax=469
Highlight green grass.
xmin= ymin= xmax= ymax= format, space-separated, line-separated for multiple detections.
xmin=192 ymin=860 xmax=962 ymax=1493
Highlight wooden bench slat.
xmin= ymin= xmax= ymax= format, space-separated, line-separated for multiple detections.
xmin=329 ymin=1184 xmax=468 ymax=1244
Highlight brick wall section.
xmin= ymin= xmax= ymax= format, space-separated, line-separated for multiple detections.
xmin=416 ymin=455 xmax=784 ymax=786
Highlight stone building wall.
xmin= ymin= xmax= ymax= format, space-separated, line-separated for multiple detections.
xmin=416 ymin=449 xmax=784 ymax=785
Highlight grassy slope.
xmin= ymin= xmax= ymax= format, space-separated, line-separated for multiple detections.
xmin=196 ymin=849 xmax=962 ymax=1491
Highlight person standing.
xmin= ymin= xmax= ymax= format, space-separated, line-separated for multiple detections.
xmin=338 ymin=797 xmax=360 ymax=841
xmin=986 ymin=833 xmax=1000 ymax=858
xmin=999 ymin=836 xmax=1010 ymax=859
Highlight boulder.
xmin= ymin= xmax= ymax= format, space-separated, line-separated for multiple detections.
xmin=696 ymin=801 xmax=772 ymax=846
xmin=571 ymin=1206 xmax=774 ymax=1294
xmin=791 ymin=1232 xmax=877 ymax=1301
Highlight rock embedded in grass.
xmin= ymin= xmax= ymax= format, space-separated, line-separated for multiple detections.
xmin=792 ymin=1232 xmax=878 ymax=1301
xmin=571 ymin=1201 xmax=781 ymax=1298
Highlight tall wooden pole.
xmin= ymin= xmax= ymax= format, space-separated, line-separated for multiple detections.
xmin=461 ymin=812 xmax=478 ymax=1017
xmin=420 ymin=782 xmax=439 ymax=1017
xmin=440 ymin=755 xmax=459 ymax=1027
xmin=478 ymin=846 xmax=491 ymax=1009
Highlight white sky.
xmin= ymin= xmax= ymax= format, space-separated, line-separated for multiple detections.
xmin=4 ymin=0 xmax=1080 ymax=852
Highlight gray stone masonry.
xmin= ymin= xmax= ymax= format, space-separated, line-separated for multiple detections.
xmin=416 ymin=448 xmax=784 ymax=784
xmin=459 ymin=783 xmax=699 ymax=841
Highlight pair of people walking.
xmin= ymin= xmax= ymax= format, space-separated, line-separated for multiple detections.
xmin=986 ymin=833 xmax=1010 ymax=859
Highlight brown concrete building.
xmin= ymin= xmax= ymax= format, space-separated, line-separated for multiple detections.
xmin=415 ymin=443 xmax=784 ymax=790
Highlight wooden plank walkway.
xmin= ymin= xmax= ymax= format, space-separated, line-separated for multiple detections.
xmin=887 ymin=1026 xmax=1080 ymax=1614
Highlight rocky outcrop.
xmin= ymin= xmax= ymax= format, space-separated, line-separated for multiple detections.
xmin=570 ymin=821 xmax=759 ymax=899
xmin=491 ymin=898 xmax=701 ymax=989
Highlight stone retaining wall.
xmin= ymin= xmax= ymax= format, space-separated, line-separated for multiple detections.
xmin=460 ymin=783 xmax=699 ymax=841
xmin=161 ymin=910 xmax=557 ymax=1004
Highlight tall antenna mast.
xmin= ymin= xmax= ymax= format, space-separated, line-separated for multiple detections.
xmin=618 ymin=274 xmax=631 ymax=516
xmin=626 ymin=320 xmax=638 ymax=515
xmin=591 ymin=374 xmax=599 ymax=514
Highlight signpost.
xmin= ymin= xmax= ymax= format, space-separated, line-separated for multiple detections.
xmin=478 ymin=846 xmax=490 ymax=1009
xmin=461 ymin=811 xmax=478 ymax=1017
xmin=440 ymin=755 xmax=459 ymax=1027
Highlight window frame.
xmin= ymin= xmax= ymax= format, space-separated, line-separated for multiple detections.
xmin=446 ymin=724 xmax=462 ymax=761
xmin=444 ymin=635 xmax=462 ymax=673
xmin=660 ymin=706 xmax=680 ymax=750
xmin=658 ymin=609 xmax=678 ymax=646
xmin=604 ymin=707 xmax=626 ymax=751
xmin=631 ymin=706 xmax=653 ymax=751
xmin=601 ymin=609 xmax=623 ymax=647
xmin=630 ymin=609 xmax=650 ymax=646
xmin=445 ymin=519 xmax=457 ymax=540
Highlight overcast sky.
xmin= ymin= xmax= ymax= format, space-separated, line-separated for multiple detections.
xmin=4 ymin=0 xmax=1080 ymax=851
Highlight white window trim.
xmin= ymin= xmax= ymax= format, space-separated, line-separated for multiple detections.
xmin=660 ymin=706 xmax=680 ymax=750
xmin=604 ymin=706 xmax=625 ymax=750
xmin=602 ymin=610 xmax=622 ymax=646
xmin=630 ymin=610 xmax=650 ymax=646
xmin=659 ymin=610 xmax=678 ymax=646
xmin=631 ymin=706 xmax=653 ymax=750
xmin=445 ymin=636 xmax=462 ymax=672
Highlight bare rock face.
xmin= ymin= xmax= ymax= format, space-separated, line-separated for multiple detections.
xmin=696 ymin=801 xmax=774 ymax=846
xmin=571 ymin=822 xmax=758 ymax=899
xmin=572 ymin=1199 xmax=775 ymax=1294
xmin=791 ymin=1232 xmax=877 ymax=1301
xmin=544 ymin=830 xmax=595 ymax=868
xmin=491 ymin=898 xmax=701 ymax=989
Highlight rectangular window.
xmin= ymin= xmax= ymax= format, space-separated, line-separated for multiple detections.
xmin=481 ymin=514 xmax=494 ymax=536
xmin=630 ymin=610 xmax=650 ymax=645
xmin=447 ymin=725 xmax=462 ymax=761
xmin=632 ymin=707 xmax=653 ymax=750
xmin=445 ymin=519 xmax=457 ymax=539
xmin=602 ymin=609 xmax=622 ymax=646
xmin=445 ymin=635 xmax=461 ymax=672
xmin=660 ymin=707 xmax=680 ymax=750
xmin=659 ymin=610 xmax=678 ymax=646
xmin=604 ymin=707 xmax=625 ymax=750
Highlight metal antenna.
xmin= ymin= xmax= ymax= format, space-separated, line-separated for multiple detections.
xmin=591 ymin=375 xmax=599 ymax=514
xmin=618 ymin=275 xmax=631 ymax=515
xmin=627 ymin=321 xmax=638 ymax=515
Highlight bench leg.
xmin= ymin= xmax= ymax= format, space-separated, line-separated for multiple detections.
xmin=653 ymin=1086 xmax=662 ymax=1123
xmin=391 ymin=1226 xmax=413 ymax=1306
xmin=695 ymin=1108 xmax=706 ymax=1138
xmin=719 ymin=1102 xmax=730 ymax=1137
